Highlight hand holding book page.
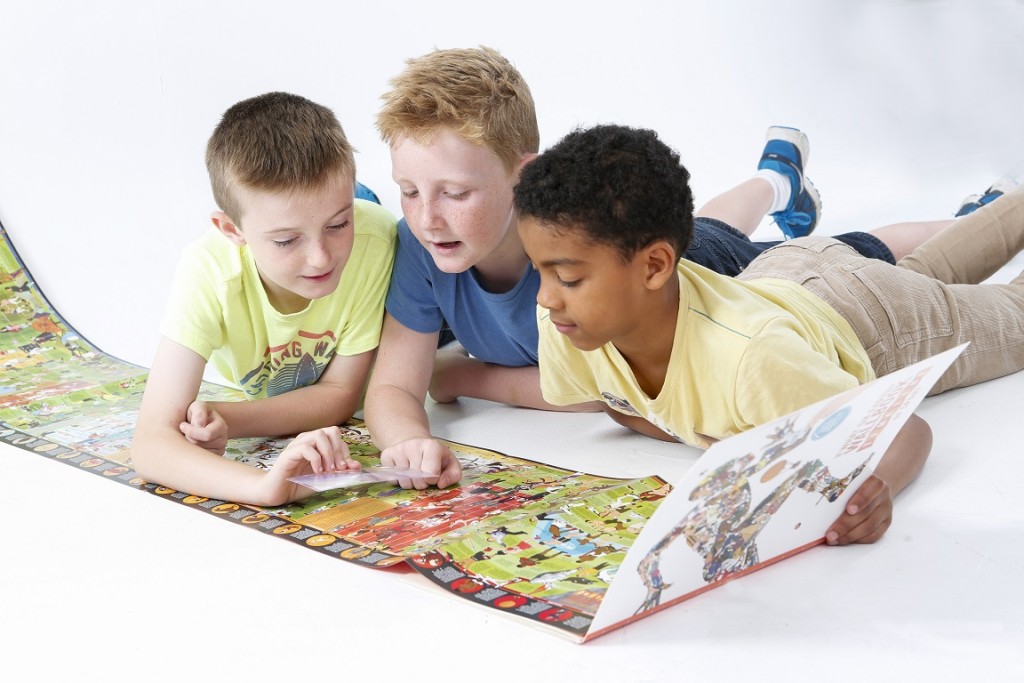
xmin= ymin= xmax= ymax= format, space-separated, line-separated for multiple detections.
xmin=585 ymin=344 xmax=965 ymax=640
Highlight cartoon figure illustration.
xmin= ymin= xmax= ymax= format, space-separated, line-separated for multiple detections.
xmin=634 ymin=416 xmax=867 ymax=613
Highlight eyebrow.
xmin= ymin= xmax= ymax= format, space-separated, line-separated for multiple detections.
xmin=264 ymin=204 xmax=353 ymax=234
xmin=538 ymin=257 xmax=583 ymax=267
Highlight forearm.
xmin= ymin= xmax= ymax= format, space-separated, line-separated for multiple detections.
xmin=364 ymin=382 xmax=435 ymax=450
xmin=603 ymin=406 xmax=678 ymax=442
xmin=212 ymin=382 xmax=362 ymax=438
xmin=873 ymin=413 xmax=932 ymax=496
xmin=432 ymin=356 xmax=601 ymax=412
xmin=131 ymin=425 xmax=271 ymax=504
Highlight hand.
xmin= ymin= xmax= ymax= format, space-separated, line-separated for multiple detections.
xmin=262 ymin=427 xmax=362 ymax=504
xmin=380 ymin=437 xmax=462 ymax=490
xmin=824 ymin=475 xmax=893 ymax=545
xmin=179 ymin=401 xmax=229 ymax=454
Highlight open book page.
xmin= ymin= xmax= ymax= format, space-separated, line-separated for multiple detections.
xmin=585 ymin=344 xmax=966 ymax=639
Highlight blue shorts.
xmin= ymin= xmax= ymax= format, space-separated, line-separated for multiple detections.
xmin=684 ymin=217 xmax=896 ymax=277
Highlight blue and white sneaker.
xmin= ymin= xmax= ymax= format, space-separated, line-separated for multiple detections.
xmin=954 ymin=175 xmax=1018 ymax=217
xmin=758 ymin=126 xmax=821 ymax=239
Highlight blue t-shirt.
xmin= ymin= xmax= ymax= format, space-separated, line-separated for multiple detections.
xmin=384 ymin=219 xmax=539 ymax=367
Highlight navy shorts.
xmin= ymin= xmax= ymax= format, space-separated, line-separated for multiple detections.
xmin=683 ymin=217 xmax=896 ymax=277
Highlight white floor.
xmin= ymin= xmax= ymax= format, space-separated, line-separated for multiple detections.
xmin=2 ymin=1 xmax=1024 ymax=680
xmin=2 ymin=288 xmax=1023 ymax=680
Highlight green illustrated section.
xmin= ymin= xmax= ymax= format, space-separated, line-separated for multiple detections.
xmin=0 ymin=222 xmax=670 ymax=640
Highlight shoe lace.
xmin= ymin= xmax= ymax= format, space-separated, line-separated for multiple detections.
xmin=774 ymin=210 xmax=813 ymax=229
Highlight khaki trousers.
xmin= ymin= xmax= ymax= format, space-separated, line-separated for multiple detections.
xmin=739 ymin=186 xmax=1024 ymax=395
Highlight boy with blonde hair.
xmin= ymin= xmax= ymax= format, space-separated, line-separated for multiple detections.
xmin=515 ymin=123 xmax=1024 ymax=545
xmin=132 ymin=92 xmax=397 ymax=506
xmin=364 ymin=46 xmax=963 ymax=488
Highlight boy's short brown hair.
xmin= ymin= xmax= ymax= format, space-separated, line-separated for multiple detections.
xmin=376 ymin=46 xmax=539 ymax=173
xmin=206 ymin=91 xmax=356 ymax=222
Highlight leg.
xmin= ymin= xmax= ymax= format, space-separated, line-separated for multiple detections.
xmin=741 ymin=236 xmax=1024 ymax=395
xmin=696 ymin=178 xmax=774 ymax=237
xmin=867 ymin=220 xmax=954 ymax=262
xmin=897 ymin=185 xmax=1024 ymax=284
xmin=697 ymin=126 xmax=821 ymax=240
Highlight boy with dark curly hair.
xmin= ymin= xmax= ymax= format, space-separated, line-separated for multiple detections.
xmin=515 ymin=123 xmax=1024 ymax=545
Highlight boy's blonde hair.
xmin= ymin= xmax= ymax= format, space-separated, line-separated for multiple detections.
xmin=206 ymin=92 xmax=356 ymax=222
xmin=376 ymin=46 xmax=539 ymax=173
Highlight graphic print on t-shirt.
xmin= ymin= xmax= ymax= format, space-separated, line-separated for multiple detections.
xmin=239 ymin=330 xmax=337 ymax=397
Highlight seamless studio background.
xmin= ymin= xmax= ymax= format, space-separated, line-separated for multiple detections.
xmin=1 ymin=0 xmax=1021 ymax=370
xmin=1 ymin=2 xmax=1023 ymax=681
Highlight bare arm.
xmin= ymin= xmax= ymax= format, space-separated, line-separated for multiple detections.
xmin=602 ymin=405 xmax=678 ymax=442
xmin=209 ymin=347 xmax=375 ymax=438
xmin=363 ymin=314 xmax=461 ymax=487
xmin=826 ymin=413 xmax=932 ymax=545
xmin=429 ymin=344 xmax=602 ymax=412
xmin=131 ymin=338 xmax=358 ymax=506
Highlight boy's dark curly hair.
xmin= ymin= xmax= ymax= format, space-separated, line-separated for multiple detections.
xmin=514 ymin=124 xmax=694 ymax=259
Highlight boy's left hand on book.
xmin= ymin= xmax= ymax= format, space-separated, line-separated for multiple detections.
xmin=264 ymin=427 xmax=362 ymax=503
xmin=179 ymin=400 xmax=229 ymax=454
xmin=824 ymin=474 xmax=893 ymax=545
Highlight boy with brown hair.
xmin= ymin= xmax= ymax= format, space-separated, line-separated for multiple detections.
xmin=364 ymin=46 xmax=960 ymax=487
xmin=514 ymin=123 xmax=1024 ymax=545
xmin=132 ymin=92 xmax=397 ymax=506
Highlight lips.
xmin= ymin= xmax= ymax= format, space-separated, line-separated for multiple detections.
xmin=303 ymin=269 xmax=334 ymax=283
xmin=430 ymin=240 xmax=462 ymax=253
xmin=551 ymin=319 xmax=576 ymax=335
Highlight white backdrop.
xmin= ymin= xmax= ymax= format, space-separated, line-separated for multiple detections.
xmin=1 ymin=0 xmax=1022 ymax=369
xmin=2 ymin=2 xmax=1024 ymax=681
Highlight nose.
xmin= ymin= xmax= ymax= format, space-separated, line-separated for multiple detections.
xmin=306 ymin=238 xmax=331 ymax=269
xmin=415 ymin=196 xmax=444 ymax=233
xmin=535 ymin=274 xmax=562 ymax=312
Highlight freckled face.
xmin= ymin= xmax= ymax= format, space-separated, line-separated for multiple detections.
xmin=390 ymin=130 xmax=524 ymax=278
xmin=233 ymin=176 xmax=356 ymax=314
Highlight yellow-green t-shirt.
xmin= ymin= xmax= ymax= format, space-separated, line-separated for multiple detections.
xmin=538 ymin=260 xmax=874 ymax=448
xmin=160 ymin=199 xmax=397 ymax=399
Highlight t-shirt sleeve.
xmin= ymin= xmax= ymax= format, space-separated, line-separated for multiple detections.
xmin=384 ymin=220 xmax=445 ymax=334
xmin=334 ymin=202 xmax=398 ymax=356
xmin=158 ymin=241 xmax=226 ymax=360
xmin=735 ymin=321 xmax=860 ymax=429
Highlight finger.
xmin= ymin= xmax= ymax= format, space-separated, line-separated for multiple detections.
xmin=826 ymin=492 xmax=885 ymax=545
xmin=844 ymin=475 xmax=885 ymax=517
xmin=438 ymin=455 xmax=463 ymax=488
xmin=381 ymin=447 xmax=411 ymax=470
xmin=324 ymin=428 xmax=357 ymax=470
xmin=189 ymin=403 xmax=209 ymax=428
xmin=830 ymin=506 xmax=892 ymax=545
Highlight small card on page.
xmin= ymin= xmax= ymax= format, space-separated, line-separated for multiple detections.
xmin=288 ymin=466 xmax=439 ymax=492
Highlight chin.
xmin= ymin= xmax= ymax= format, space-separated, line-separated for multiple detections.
xmin=567 ymin=336 xmax=604 ymax=352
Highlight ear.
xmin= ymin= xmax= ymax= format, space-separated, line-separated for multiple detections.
xmin=211 ymin=210 xmax=246 ymax=246
xmin=512 ymin=152 xmax=539 ymax=181
xmin=640 ymin=240 xmax=678 ymax=290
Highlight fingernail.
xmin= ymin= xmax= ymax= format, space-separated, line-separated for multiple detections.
xmin=847 ymin=505 xmax=859 ymax=515
xmin=826 ymin=531 xmax=838 ymax=545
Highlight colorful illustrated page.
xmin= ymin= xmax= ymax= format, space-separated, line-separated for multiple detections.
xmin=0 ymin=223 xmax=669 ymax=640
xmin=586 ymin=345 xmax=963 ymax=639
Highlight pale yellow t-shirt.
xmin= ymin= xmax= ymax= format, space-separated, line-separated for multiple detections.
xmin=538 ymin=260 xmax=874 ymax=448
xmin=160 ymin=199 xmax=397 ymax=399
